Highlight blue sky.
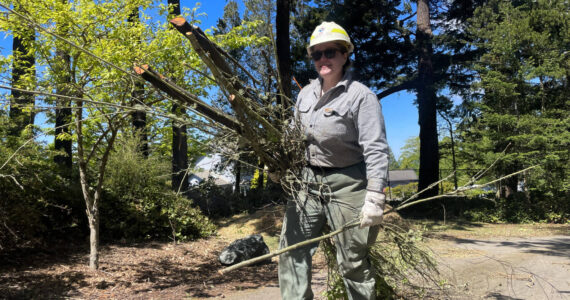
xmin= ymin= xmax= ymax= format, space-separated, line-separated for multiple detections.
xmin=0 ymin=0 xmax=419 ymax=160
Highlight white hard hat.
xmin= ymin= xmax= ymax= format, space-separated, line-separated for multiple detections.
xmin=308 ymin=21 xmax=354 ymax=53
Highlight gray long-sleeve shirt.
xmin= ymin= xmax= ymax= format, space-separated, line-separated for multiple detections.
xmin=295 ymin=74 xmax=389 ymax=192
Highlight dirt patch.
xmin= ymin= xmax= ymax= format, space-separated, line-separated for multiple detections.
xmin=0 ymin=206 xmax=288 ymax=300
xmin=424 ymin=222 xmax=570 ymax=300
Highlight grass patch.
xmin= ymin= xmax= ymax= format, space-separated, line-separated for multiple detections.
xmin=215 ymin=205 xmax=284 ymax=251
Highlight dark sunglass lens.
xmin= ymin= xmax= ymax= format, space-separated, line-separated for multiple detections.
xmin=311 ymin=51 xmax=323 ymax=61
xmin=324 ymin=49 xmax=338 ymax=59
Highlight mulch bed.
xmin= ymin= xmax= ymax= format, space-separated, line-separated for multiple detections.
xmin=0 ymin=238 xmax=279 ymax=299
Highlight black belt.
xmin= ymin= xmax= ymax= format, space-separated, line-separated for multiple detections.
xmin=307 ymin=164 xmax=342 ymax=172
xmin=307 ymin=161 xmax=364 ymax=172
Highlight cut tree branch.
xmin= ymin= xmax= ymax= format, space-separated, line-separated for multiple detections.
xmin=168 ymin=17 xmax=282 ymax=142
xmin=134 ymin=65 xmax=242 ymax=133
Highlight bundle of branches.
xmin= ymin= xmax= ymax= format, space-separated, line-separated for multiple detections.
xmin=320 ymin=220 xmax=440 ymax=299
xmin=135 ymin=18 xmax=305 ymax=180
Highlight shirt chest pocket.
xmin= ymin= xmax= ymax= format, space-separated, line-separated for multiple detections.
xmin=320 ymin=105 xmax=352 ymax=137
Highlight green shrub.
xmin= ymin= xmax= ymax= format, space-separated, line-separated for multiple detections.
xmin=386 ymin=182 xmax=418 ymax=200
xmin=0 ymin=119 xmax=84 ymax=250
xmin=102 ymin=135 xmax=216 ymax=242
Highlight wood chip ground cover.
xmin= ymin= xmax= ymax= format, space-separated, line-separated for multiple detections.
xmin=1 ymin=208 xmax=568 ymax=299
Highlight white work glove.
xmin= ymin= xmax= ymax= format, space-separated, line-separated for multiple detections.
xmin=360 ymin=191 xmax=386 ymax=228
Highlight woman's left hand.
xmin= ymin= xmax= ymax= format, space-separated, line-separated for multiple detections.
xmin=359 ymin=191 xmax=386 ymax=228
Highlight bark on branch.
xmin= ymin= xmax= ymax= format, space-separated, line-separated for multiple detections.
xmin=168 ymin=17 xmax=282 ymax=142
xmin=134 ymin=64 xmax=242 ymax=133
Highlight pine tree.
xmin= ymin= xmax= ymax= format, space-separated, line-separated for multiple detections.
xmin=463 ymin=0 xmax=569 ymax=217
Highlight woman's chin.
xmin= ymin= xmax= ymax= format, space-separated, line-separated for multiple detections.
xmin=319 ymin=69 xmax=333 ymax=78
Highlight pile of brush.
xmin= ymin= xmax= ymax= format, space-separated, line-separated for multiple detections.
xmin=135 ymin=17 xmax=305 ymax=179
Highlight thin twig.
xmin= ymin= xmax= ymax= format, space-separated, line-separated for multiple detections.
xmin=399 ymin=172 xmax=455 ymax=206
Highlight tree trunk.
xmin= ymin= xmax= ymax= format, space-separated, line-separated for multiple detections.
xmin=234 ymin=155 xmax=241 ymax=195
xmin=54 ymin=0 xmax=73 ymax=174
xmin=76 ymin=96 xmax=118 ymax=270
xmin=9 ymin=4 xmax=36 ymax=135
xmin=172 ymin=104 xmax=189 ymax=195
xmin=129 ymin=7 xmax=149 ymax=157
xmin=167 ymin=0 xmax=189 ymax=195
xmin=440 ymin=113 xmax=458 ymax=190
xmin=276 ymin=0 xmax=291 ymax=119
xmin=416 ymin=0 xmax=439 ymax=197
xmin=75 ymin=98 xmax=100 ymax=269
xmin=87 ymin=207 xmax=100 ymax=269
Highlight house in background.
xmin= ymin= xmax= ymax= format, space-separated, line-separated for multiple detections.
xmin=188 ymin=154 xmax=254 ymax=193
xmin=387 ymin=169 xmax=418 ymax=188
xmin=188 ymin=154 xmax=235 ymax=188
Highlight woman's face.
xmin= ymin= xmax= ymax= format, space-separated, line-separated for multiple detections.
xmin=311 ymin=42 xmax=347 ymax=81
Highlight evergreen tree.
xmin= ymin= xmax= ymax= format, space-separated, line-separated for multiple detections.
xmin=129 ymin=7 xmax=149 ymax=157
xmin=167 ymin=0 xmax=189 ymax=195
xmin=463 ymin=0 xmax=569 ymax=217
xmin=53 ymin=0 xmax=73 ymax=174
xmin=388 ymin=146 xmax=400 ymax=170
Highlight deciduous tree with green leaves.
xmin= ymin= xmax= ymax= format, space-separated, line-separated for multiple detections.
xmin=0 ymin=0 xmax=224 ymax=268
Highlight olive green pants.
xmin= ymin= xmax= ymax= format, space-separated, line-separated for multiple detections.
xmin=278 ymin=163 xmax=378 ymax=300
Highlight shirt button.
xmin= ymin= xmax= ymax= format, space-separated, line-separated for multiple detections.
xmin=309 ymin=124 xmax=313 ymax=128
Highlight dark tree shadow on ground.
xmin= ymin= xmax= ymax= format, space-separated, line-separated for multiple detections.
xmin=448 ymin=236 xmax=570 ymax=258
xmin=0 ymin=244 xmax=89 ymax=299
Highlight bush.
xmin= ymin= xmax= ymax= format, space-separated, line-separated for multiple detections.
xmin=0 ymin=122 xmax=84 ymax=250
xmin=102 ymin=135 xmax=216 ymax=242
xmin=386 ymin=182 xmax=418 ymax=200
xmin=462 ymin=192 xmax=569 ymax=224
xmin=188 ymin=177 xmax=235 ymax=218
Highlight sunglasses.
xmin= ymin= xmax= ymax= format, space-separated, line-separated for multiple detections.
xmin=310 ymin=48 xmax=341 ymax=61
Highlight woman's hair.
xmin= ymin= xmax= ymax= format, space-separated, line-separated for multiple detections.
xmin=333 ymin=41 xmax=352 ymax=74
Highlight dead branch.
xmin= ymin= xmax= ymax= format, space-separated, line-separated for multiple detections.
xmin=168 ymin=18 xmax=282 ymax=140
xmin=133 ymin=65 xmax=242 ymax=132
xmin=0 ymin=174 xmax=24 ymax=190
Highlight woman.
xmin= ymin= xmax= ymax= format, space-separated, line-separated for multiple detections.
xmin=278 ymin=22 xmax=389 ymax=300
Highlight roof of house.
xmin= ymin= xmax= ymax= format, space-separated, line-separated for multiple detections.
xmin=388 ymin=169 xmax=418 ymax=182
